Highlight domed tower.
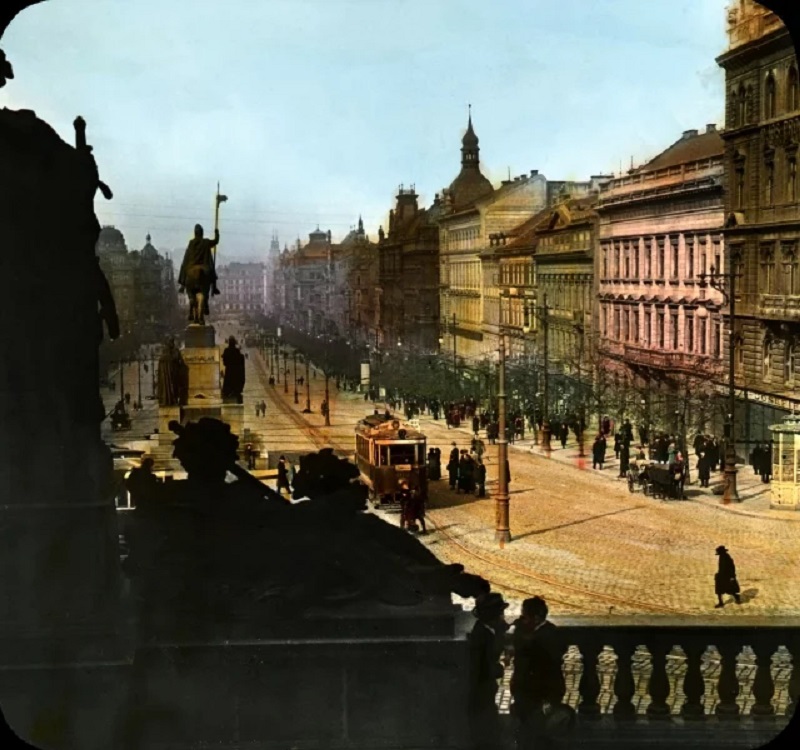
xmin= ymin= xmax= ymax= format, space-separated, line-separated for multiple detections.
xmin=448 ymin=107 xmax=493 ymax=212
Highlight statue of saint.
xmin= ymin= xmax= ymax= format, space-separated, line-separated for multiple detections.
xmin=178 ymin=223 xmax=220 ymax=325
xmin=157 ymin=337 xmax=188 ymax=407
xmin=221 ymin=336 xmax=246 ymax=403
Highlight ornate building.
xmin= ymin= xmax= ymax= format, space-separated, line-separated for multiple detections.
xmin=438 ymin=112 xmax=550 ymax=367
xmin=717 ymin=0 xmax=800 ymax=440
xmin=266 ymin=231 xmax=281 ymax=317
xmin=216 ymin=262 xmax=268 ymax=318
xmin=339 ymin=217 xmax=379 ymax=346
xmin=378 ymin=187 xmax=441 ymax=352
xmin=595 ymin=126 xmax=726 ymax=434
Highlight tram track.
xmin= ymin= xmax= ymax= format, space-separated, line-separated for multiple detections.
xmin=251 ymin=349 xmax=691 ymax=615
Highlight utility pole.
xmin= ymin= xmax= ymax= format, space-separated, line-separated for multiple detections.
xmin=452 ymin=312 xmax=457 ymax=384
xmin=303 ymin=356 xmax=312 ymax=413
xmin=496 ymin=333 xmax=510 ymax=545
xmin=150 ymin=348 xmax=156 ymax=399
xmin=283 ymin=349 xmax=289 ymax=394
xmin=293 ymin=351 xmax=299 ymax=404
xmin=541 ymin=292 xmax=551 ymax=451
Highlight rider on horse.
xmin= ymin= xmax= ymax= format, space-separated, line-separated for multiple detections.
xmin=178 ymin=223 xmax=221 ymax=325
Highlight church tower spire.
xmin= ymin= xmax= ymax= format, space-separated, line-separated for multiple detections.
xmin=461 ymin=103 xmax=480 ymax=169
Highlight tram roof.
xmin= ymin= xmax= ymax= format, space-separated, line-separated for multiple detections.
xmin=356 ymin=414 xmax=426 ymax=440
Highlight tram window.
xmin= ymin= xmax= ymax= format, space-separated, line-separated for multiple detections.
xmin=418 ymin=445 xmax=425 ymax=464
xmin=389 ymin=445 xmax=416 ymax=465
xmin=379 ymin=446 xmax=389 ymax=466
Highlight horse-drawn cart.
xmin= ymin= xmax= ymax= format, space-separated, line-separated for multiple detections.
xmin=628 ymin=461 xmax=685 ymax=500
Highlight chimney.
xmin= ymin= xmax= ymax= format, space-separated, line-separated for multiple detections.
xmin=530 ymin=170 xmax=539 ymax=176
xmin=682 ymin=129 xmax=699 ymax=140
xmin=706 ymin=123 xmax=717 ymax=134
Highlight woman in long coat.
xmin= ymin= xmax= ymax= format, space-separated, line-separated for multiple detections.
xmin=592 ymin=434 xmax=606 ymax=470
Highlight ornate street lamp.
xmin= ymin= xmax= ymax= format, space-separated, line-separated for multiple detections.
xmin=698 ymin=264 xmax=739 ymax=503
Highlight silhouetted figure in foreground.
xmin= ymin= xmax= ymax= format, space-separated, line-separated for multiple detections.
xmin=0 ymin=704 xmax=41 ymax=750
xmin=221 ymin=336 xmax=246 ymax=403
xmin=715 ymin=545 xmax=741 ymax=608
xmin=511 ymin=597 xmax=572 ymax=750
xmin=468 ymin=593 xmax=509 ymax=750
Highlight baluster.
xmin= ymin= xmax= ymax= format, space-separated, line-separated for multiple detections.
xmin=786 ymin=640 xmax=800 ymax=718
xmin=751 ymin=641 xmax=775 ymax=718
xmin=680 ymin=642 xmax=706 ymax=720
xmin=577 ymin=641 xmax=602 ymax=719
xmin=646 ymin=640 xmax=672 ymax=719
xmin=611 ymin=641 xmax=636 ymax=721
xmin=714 ymin=641 xmax=741 ymax=720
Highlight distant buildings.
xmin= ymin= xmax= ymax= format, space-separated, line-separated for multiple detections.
xmin=96 ymin=227 xmax=179 ymax=344
xmin=216 ymin=262 xmax=268 ymax=318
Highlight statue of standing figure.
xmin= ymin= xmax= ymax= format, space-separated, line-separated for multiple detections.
xmin=178 ymin=223 xmax=220 ymax=325
xmin=221 ymin=336 xmax=246 ymax=404
xmin=157 ymin=337 xmax=188 ymax=407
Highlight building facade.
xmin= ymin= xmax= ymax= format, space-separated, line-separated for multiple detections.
xmin=378 ymin=187 xmax=441 ymax=353
xmin=718 ymin=0 xmax=800 ymax=440
xmin=595 ymin=126 xmax=726 ymax=435
xmin=216 ymin=262 xmax=268 ymax=318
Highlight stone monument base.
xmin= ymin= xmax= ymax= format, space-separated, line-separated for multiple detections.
xmin=221 ymin=402 xmax=245 ymax=439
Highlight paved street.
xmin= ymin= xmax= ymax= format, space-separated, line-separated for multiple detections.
xmin=228 ymin=343 xmax=800 ymax=621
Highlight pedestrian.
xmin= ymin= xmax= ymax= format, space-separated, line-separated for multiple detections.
xmin=618 ymin=439 xmax=630 ymax=478
xmin=614 ymin=431 xmax=622 ymax=460
xmin=468 ymin=593 xmax=509 ymax=750
xmin=510 ymin=596 xmax=570 ymax=750
xmin=408 ymin=488 xmax=427 ymax=534
xmin=559 ymin=422 xmax=569 ymax=450
xmin=698 ymin=451 xmax=711 ymax=488
xmin=592 ymin=434 xmax=606 ymax=470
xmin=759 ymin=444 xmax=772 ymax=484
xmin=260 ymin=399 xmax=266 ymax=417
xmin=447 ymin=443 xmax=459 ymax=491
xmin=476 ymin=459 xmax=487 ymax=498
xmin=472 ymin=414 xmax=480 ymax=437
xmin=714 ymin=545 xmax=741 ymax=608
xmin=277 ymin=455 xmax=292 ymax=496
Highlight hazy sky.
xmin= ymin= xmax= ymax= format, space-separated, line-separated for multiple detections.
xmin=3 ymin=0 xmax=729 ymax=261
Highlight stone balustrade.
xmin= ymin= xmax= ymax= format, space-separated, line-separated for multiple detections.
xmin=498 ymin=616 xmax=798 ymax=747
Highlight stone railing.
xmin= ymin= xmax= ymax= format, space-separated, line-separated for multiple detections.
xmin=759 ymin=294 xmax=800 ymax=321
xmin=623 ymin=344 xmax=722 ymax=376
xmin=498 ymin=617 xmax=798 ymax=747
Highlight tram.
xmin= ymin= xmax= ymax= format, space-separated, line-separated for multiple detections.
xmin=354 ymin=414 xmax=428 ymax=507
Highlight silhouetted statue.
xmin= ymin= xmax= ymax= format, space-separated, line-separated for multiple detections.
xmin=124 ymin=418 xmax=491 ymax=637
xmin=178 ymin=223 xmax=220 ymax=325
xmin=221 ymin=335 xmax=246 ymax=403
xmin=156 ymin=337 xmax=188 ymax=407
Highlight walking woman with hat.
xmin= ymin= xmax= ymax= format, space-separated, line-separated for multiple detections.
xmin=714 ymin=545 xmax=741 ymax=608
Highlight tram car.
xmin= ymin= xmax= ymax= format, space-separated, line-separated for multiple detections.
xmin=355 ymin=414 xmax=428 ymax=507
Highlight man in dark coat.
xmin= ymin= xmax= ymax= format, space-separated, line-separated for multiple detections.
xmin=221 ymin=336 xmax=246 ymax=403
xmin=592 ymin=434 xmax=606 ymax=470
xmin=511 ymin=596 xmax=568 ymax=750
xmin=559 ymin=422 xmax=569 ymax=449
xmin=715 ymin=545 xmax=741 ymax=608
xmin=618 ymin=439 xmax=631 ymax=478
xmin=276 ymin=455 xmax=292 ymax=496
xmin=472 ymin=415 xmax=480 ymax=437
xmin=476 ymin=459 xmax=487 ymax=498
xmin=447 ymin=443 xmax=459 ymax=490
xmin=697 ymin=451 xmax=711 ymax=488
xmin=468 ymin=592 xmax=509 ymax=750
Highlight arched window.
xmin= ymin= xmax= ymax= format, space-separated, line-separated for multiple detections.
xmin=789 ymin=66 xmax=800 ymax=111
xmin=765 ymin=159 xmax=775 ymax=204
xmin=737 ymin=83 xmax=747 ymax=126
xmin=788 ymin=152 xmax=798 ymax=202
xmin=730 ymin=88 xmax=739 ymax=127
xmin=766 ymin=73 xmax=777 ymax=119
xmin=763 ymin=337 xmax=772 ymax=379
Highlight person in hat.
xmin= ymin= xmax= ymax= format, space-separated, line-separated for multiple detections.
xmin=511 ymin=596 xmax=569 ymax=750
xmin=447 ymin=442 xmax=459 ymax=491
xmin=276 ymin=455 xmax=292 ymax=497
xmin=715 ymin=545 xmax=741 ymax=608
xmin=468 ymin=592 xmax=509 ymax=750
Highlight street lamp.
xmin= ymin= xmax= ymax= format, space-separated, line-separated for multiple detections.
xmin=522 ymin=294 xmax=551 ymax=450
xmin=293 ymin=350 xmax=299 ymax=404
xmin=698 ymin=263 xmax=739 ymax=503
xmin=495 ymin=333 xmax=511 ymax=545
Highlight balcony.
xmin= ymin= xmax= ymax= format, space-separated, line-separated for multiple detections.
xmin=497 ymin=617 xmax=796 ymax=749
xmin=623 ymin=344 xmax=722 ymax=376
xmin=759 ymin=294 xmax=800 ymax=322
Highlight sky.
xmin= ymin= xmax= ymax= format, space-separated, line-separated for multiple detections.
xmin=2 ymin=0 xmax=730 ymax=261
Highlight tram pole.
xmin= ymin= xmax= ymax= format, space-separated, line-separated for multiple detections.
xmin=303 ymin=356 xmax=312 ymax=413
xmin=283 ymin=350 xmax=288 ymax=394
xmin=495 ymin=333 xmax=511 ymax=546
xmin=293 ymin=351 xmax=299 ymax=404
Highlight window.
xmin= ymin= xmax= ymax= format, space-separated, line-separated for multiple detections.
xmin=788 ymin=155 xmax=797 ymax=202
xmin=670 ymin=236 xmax=679 ymax=278
xmin=761 ymin=244 xmax=776 ymax=293
xmin=602 ymin=247 xmax=608 ymax=278
xmin=737 ymin=83 xmax=746 ymax=126
xmin=713 ymin=319 xmax=721 ymax=358
xmin=785 ymin=342 xmax=795 ymax=383
xmin=736 ymin=167 xmax=746 ymax=209
xmin=671 ymin=311 xmax=679 ymax=350
xmin=614 ymin=244 xmax=621 ymax=278
xmin=790 ymin=66 xmax=800 ymax=111
xmin=633 ymin=245 xmax=640 ymax=278
xmin=699 ymin=318 xmax=707 ymax=355
xmin=623 ymin=244 xmax=630 ymax=279
xmin=644 ymin=309 xmax=652 ymax=344
xmin=613 ymin=307 xmax=620 ymax=339
xmin=766 ymin=72 xmax=777 ymax=118
xmin=763 ymin=337 xmax=772 ymax=379
xmin=784 ymin=243 xmax=800 ymax=295
xmin=633 ymin=310 xmax=640 ymax=343
xmin=686 ymin=314 xmax=695 ymax=353
xmin=765 ymin=159 xmax=775 ymax=205
xmin=623 ymin=309 xmax=630 ymax=341
xmin=658 ymin=237 xmax=665 ymax=279
xmin=657 ymin=309 xmax=665 ymax=348
xmin=730 ymin=87 xmax=739 ymax=127
xmin=687 ymin=238 xmax=695 ymax=279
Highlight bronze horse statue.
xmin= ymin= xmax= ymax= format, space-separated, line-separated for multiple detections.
xmin=178 ymin=223 xmax=220 ymax=325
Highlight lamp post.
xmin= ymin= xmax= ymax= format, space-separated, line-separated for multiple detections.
xmin=495 ymin=332 xmax=511 ymax=545
xmin=293 ymin=350 xmax=299 ymax=404
xmin=303 ymin=353 xmax=312 ymax=413
xmin=698 ymin=263 xmax=739 ymax=503
xmin=283 ymin=349 xmax=288 ymax=394
xmin=523 ymin=294 xmax=551 ymax=450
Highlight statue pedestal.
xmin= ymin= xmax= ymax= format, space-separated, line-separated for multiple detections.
xmin=221 ymin=402 xmax=245 ymax=439
xmin=182 ymin=324 xmax=222 ymax=423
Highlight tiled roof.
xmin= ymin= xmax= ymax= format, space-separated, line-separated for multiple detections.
xmin=639 ymin=130 xmax=724 ymax=172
